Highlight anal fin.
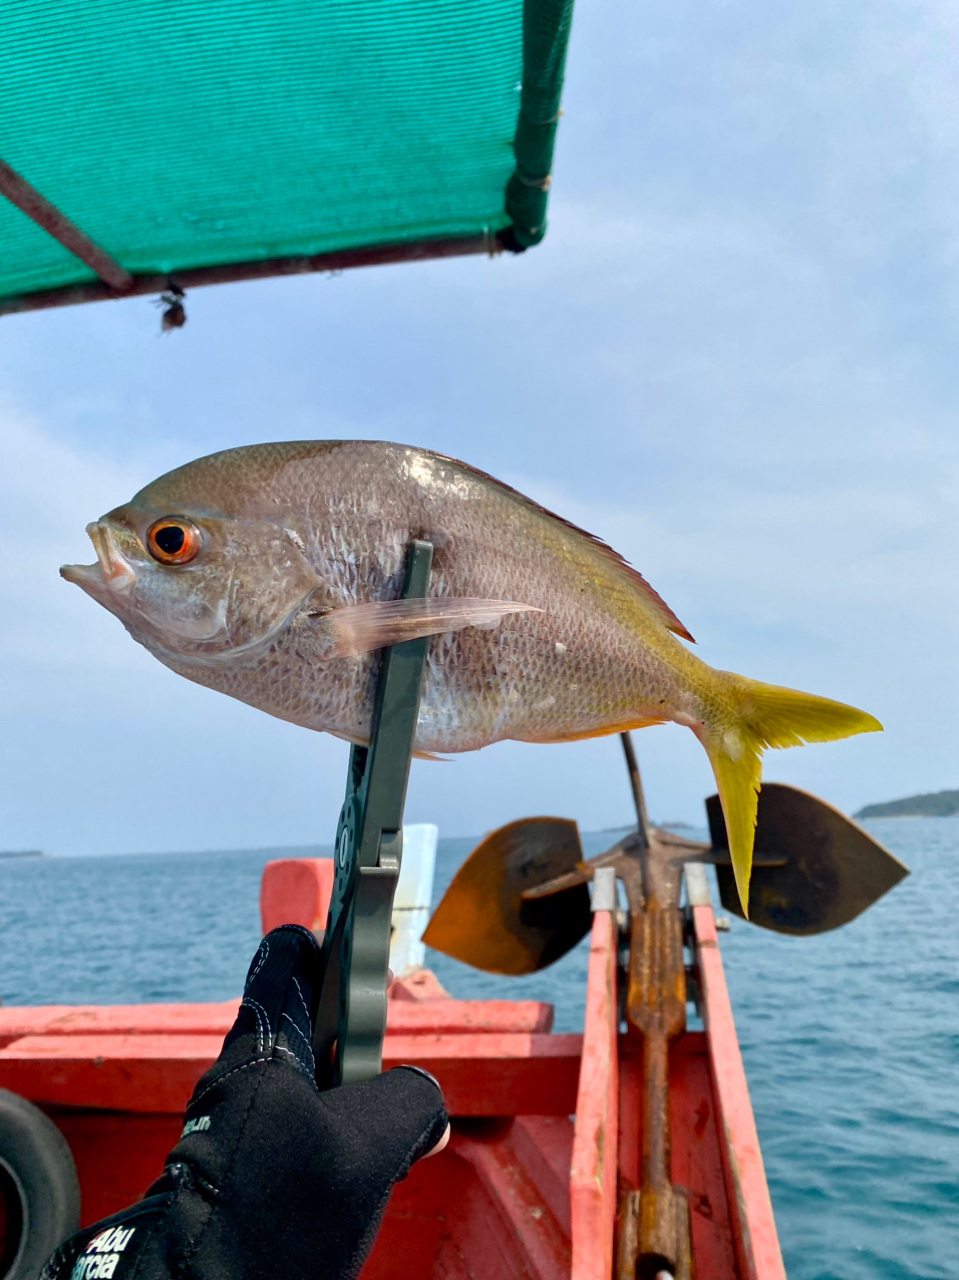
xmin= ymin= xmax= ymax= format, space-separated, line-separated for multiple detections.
xmin=525 ymin=716 xmax=666 ymax=745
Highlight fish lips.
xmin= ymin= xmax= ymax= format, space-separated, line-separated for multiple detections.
xmin=61 ymin=518 xmax=231 ymax=645
xmin=60 ymin=521 xmax=136 ymax=598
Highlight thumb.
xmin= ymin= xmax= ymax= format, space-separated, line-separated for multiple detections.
xmin=317 ymin=1065 xmax=449 ymax=1184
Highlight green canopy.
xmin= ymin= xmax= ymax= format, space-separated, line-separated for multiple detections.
xmin=0 ymin=0 xmax=574 ymax=315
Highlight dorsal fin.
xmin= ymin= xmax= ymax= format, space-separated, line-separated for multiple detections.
xmin=432 ymin=451 xmax=695 ymax=643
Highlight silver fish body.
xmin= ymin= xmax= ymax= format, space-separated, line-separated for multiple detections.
xmin=62 ymin=441 xmax=698 ymax=752
xmin=61 ymin=440 xmax=880 ymax=905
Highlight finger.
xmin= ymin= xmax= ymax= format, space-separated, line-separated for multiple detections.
xmin=422 ymin=1122 xmax=451 ymax=1159
xmin=221 ymin=926 xmax=322 ymax=1076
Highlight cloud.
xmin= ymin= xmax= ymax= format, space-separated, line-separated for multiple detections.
xmin=4 ymin=0 xmax=959 ymax=850
xmin=503 ymin=458 xmax=959 ymax=817
xmin=0 ymin=408 xmax=148 ymax=669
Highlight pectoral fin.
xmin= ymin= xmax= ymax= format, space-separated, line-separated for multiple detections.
xmin=304 ymin=597 xmax=541 ymax=660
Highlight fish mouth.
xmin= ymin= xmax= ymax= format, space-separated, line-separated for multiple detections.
xmin=60 ymin=522 xmax=136 ymax=594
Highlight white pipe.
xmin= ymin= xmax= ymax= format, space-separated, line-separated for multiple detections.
xmin=389 ymin=824 xmax=438 ymax=976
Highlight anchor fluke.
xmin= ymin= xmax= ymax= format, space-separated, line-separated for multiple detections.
xmin=422 ymin=817 xmax=591 ymax=974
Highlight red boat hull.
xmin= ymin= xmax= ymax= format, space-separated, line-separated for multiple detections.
xmin=0 ymin=860 xmax=785 ymax=1278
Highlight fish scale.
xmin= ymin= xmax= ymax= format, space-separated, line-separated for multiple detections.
xmin=60 ymin=439 xmax=880 ymax=909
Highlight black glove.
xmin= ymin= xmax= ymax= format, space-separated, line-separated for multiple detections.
xmin=42 ymin=925 xmax=449 ymax=1280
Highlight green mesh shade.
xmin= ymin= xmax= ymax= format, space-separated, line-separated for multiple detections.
xmin=0 ymin=0 xmax=573 ymax=309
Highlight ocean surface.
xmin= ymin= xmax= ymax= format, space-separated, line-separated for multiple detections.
xmin=0 ymin=818 xmax=954 ymax=1280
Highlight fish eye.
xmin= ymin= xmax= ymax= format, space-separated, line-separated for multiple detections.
xmin=146 ymin=517 xmax=203 ymax=565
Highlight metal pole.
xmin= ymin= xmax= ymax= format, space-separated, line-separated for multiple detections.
xmin=620 ymin=731 xmax=651 ymax=850
xmin=0 ymin=233 xmax=493 ymax=317
xmin=0 ymin=158 xmax=132 ymax=292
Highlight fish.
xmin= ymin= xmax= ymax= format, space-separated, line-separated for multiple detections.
xmin=60 ymin=440 xmax=881 ymax=909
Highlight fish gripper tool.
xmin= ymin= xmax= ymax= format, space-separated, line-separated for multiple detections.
xmin=312 ymin=539 xmax=434 ymax=1088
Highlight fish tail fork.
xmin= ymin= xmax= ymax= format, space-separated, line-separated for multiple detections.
xmin=701 ymin=674 xmax=882 ymax=915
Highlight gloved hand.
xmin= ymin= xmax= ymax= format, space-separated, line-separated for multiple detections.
xmin=42 ymin=925 xmax=450 ymax=1280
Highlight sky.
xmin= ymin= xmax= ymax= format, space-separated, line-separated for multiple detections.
xmin=2 ymin=0 xmax=958 ymax=856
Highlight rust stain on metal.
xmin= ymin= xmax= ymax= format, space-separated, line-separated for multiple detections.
xmin=423 ymin=817 xmax=591 ymax=975
xmin=611 ymin=817 xmax=703 ymax=1280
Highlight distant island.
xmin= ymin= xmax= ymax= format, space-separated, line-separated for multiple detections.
xmin=856 ymin=790 xmax=959 ymax=820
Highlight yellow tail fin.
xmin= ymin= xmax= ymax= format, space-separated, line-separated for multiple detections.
xmin=703 ymin=674 xmax=882 ymax=914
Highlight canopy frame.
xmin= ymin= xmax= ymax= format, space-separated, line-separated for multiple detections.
xmin=0 ymin=226 xmax=496 ymax=317
xmin=0 ymin=0 xmax=574 ymax=317
xmin=0 ymin=158 xmax=133 ymax=295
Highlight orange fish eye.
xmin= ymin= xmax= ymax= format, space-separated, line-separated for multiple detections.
xmin=146 ymin=517 xmax=203 ymax=565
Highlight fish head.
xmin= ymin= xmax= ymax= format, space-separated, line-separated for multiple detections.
xmin=60 ymin=476 xmax=320 ymax=663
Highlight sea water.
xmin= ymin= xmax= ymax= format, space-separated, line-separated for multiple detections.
xmin=0 ymin=818 xmax=954 ymax=1280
